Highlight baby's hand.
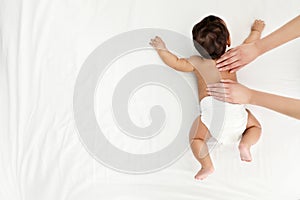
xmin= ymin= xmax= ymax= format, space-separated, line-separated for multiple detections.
xmin=251 ymin=19 xmax=265 ymax=33
xmin=149 ymin=36 xmax=167 ymax=50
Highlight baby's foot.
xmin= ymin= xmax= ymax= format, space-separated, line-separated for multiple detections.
xmin=194 ymin=166 xmax=214 ymax=180
xmin=251 ymin=19 xmax=265 ymax=33
xmin=238 ymin=143 xmax=252 ymax=162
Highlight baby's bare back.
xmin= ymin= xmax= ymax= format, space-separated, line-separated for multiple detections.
xmin=189 ymin=55 xmax=237 ymax=101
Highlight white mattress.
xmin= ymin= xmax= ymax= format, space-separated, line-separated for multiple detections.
xmin=1 ymin=0 xmax=300 ymax=199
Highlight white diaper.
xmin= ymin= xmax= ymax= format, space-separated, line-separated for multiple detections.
xmin=200 ymin=96 xmax=248 ymax=144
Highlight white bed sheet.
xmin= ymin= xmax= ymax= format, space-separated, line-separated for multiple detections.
xmin=1 ymin=0 xmax=300 ymax=199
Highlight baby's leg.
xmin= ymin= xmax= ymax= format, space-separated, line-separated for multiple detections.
xmin=238 ymin=109 xmax=262 ymax=162
xmin=243 ymin=19 xmax=265 ymax=44
xmin=189 ymin=116 xmax=214 ymax=180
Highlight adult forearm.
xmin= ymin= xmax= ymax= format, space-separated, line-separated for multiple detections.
xmin=257 ymin=15 xmax=300 ymax=55
xmin=250 ymin=89 xmax=300 ymax=120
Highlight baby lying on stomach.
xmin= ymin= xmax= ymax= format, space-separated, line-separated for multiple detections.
xmin=150 ymin=15 xmax=264 ymax=180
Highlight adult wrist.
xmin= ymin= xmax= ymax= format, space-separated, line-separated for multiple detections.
xmin=248 ymin=88 xmax=257 ymax=105
xmin=254 ymin=38 xmax=266 ymax=57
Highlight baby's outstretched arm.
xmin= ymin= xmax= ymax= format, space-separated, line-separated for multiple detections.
xmin=149 ymin=36 xmax=195 ymax=72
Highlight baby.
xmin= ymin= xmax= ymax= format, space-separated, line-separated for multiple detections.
xmin=150 ymin=15 xmax=264 ymax=180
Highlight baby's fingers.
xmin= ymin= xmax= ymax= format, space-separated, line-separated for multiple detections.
xmin=149 ymin=42 xmax=154 ymax=47
xmin=155 ymin=36 xmax=165 ymax=43
xmin=150 ymin=38 xmax=156 ymax=43
xmin=155 ymin=36 xmax=162 ymax=40
xmin=149 ymin=38 xmax=158 ymax=46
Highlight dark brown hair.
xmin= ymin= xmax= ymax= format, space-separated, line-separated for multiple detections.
xmin=192 ymin=15 xmax=230 ymax=59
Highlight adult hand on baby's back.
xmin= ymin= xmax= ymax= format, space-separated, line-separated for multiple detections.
xmin=216 ymin=43 xmax=261 ymax=73
xmin=206 ymin=79 xmax=253 ymax=104
xmin=149 ymin=36 xmax=167 ymax=50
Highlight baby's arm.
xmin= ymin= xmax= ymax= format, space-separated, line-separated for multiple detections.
xmin=149 ymin=36 xmax=195 ymax=72
xmin=243 ymin=20 xmax=265 ymax=44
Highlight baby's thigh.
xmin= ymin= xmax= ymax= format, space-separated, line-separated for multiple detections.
xmin=189 ymin=116 xmax=211 ymax=141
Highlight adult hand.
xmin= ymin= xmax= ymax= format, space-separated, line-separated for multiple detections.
xmin=216 ymin=43 xmax=261 ymax=73
xmin=206 ymin=79 xmax=253 ymax=104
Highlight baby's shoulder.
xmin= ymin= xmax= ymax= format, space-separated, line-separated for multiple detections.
xmin=189 ymin=55 xmax=203 ymax=60
xmin=188 ymin=55 xmax=204 ymax=66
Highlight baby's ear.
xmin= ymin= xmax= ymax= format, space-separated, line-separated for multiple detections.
xmin=227 ymin=36 xmax=231 ymax=47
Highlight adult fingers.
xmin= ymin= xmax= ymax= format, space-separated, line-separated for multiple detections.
xmin=206 ymin=90 xmax=232 ymax=101
xmin=207 ymin=82 xmax=230 ymax=89
xmin=229 ymin=66 xmax=243 ymax=73
xmin=212 ymin=96 xmax=234 ymax=103
xmin=217 ymin=51 xmax=238 ymax=69
xmin=216 ymin=49 xmax=237 ymax=65
xmin=207 ymin=90 xmax=228 ymax=98
xmin=206 ymin=87 xmax=229 ymax=94
xmin=219 ymin=79 xmax=236 ymax=84
xmin=218 ymin=59 xmax=240 ymax=71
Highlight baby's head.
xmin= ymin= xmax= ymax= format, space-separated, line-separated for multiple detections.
xmin=192 ymin=15 xmax=231 ymax=59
